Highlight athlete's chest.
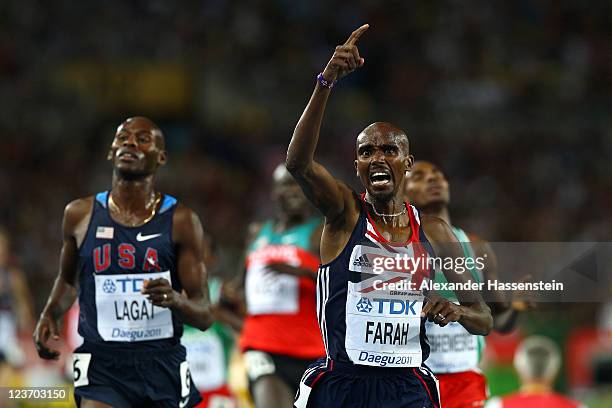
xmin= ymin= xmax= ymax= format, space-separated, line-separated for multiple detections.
xmin=81 ymin=221 xmax=175 ymax=274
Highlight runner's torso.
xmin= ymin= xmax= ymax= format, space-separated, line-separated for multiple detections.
xmin=318 ymin=196 xmax=434 ymax=368
xmin=240 ymin=217 xmax=325 ymax=358
xmin=77 ymin=191 xmax=183 ymax=349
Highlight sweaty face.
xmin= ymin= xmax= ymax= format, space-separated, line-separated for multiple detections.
xmin=405 ymin=161 xmax=450 ymax=207
xmin=355 ymin=128 xmax=411 ymax=201
xmin=108 ymin=117 xmax=166 ymax=177
xmin=272 ymin=171 xmax=309 ymax=217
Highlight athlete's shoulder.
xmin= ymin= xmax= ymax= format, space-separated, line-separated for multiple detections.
xmin=172 ymin=201 xmax=199 ymax=226
xmin=419 ymin=214 xmax=451 ymax=232
xmin=466 ymin=232 xmax=488 ymax=245
xmin=64 ymin=196 xmax=94 ymax=224
xmin=172 ymin=201 xmax=204 ymax=245
xmin=327 ymin=189 xmax=361 ymax=230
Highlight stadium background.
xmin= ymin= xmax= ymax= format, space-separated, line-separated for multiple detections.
xmin=1 ymin=0 xmax=611 ymax=406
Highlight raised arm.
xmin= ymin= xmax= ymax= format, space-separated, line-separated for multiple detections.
xmin=33 ymin=198 xmax=89 ymax=359
xmin=421 ymin=215 xmax=493 ymax=335
xmin=286 ymin=24 xmax=368 ymax=221
xmin=143 ymin=204 xmax=213 ymax=331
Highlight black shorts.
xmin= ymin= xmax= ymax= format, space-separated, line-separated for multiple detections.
xmin=243 ymin=349 xmax=319 ymax=393
xmin=73 ymin=341 xmax=202 ymax=408
xmin=295 ymin=358 xmax=440 ymax=408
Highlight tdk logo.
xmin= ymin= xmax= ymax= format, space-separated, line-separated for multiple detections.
xmin=356 ymin=297 xmax=373 ymax=313
xmin=103 ymin=277 xmax=145 ymax=293
xmin=353 ymin=254 xmax=372 ymax=268
xmin=357 ymin=298 xmax=418 ymax=315
xmin=102 ymin=279 xmax=116 ymax=293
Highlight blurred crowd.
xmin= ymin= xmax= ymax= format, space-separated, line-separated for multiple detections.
xmin=1 ymin=1 xmax=612 ymax=405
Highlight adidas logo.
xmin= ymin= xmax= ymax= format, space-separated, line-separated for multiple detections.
xmin=353 ymin=254 xmax=372 ymax=268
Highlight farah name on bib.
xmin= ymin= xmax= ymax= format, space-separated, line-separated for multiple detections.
xmin=345 ymin=282 xmax=424 ymax=367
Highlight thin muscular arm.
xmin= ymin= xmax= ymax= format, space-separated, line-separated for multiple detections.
xmin=170 ymin=205 xmax=213 ymax=330
xmin=285 ymin=82 xmax=354 ymax=221
xmin=286 ymin=25 xmax=368 ymax=222
xmin=421 ymin=216 xmax=493 ymax=335
xmin=33 ymin=198 xmax=88 ymax=359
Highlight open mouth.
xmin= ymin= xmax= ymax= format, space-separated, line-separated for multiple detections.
xmin=118 ymin=151 xmax=139 ymax=162
xmin=370 ymin=170 xmax=392 ymax=186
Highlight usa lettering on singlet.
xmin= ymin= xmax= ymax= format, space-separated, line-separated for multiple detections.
xmin=317 ymin=197 xmax=433 ymax=368
xmin=77 ymin=191 xmax=183 ymax=346
xmin=425 ymin=226 xmax=485 ymax=373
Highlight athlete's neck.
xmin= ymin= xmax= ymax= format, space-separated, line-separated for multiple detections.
xmin=520 ymin=382 xmax=553 ymax=394
xmin=364 ymin=192 xmax=405 ymax=215
xmin=419 ymin=203 xmax=451 ymax=225
xmin=364 ymin=192 xmax=410 ymax=229
xmin=111 ymin=172 xmax=157 ymax=212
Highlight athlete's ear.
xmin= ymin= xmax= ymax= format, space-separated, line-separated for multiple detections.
xmin=157 ymin=150 xmax=167 ymax=166
xmin=106 ymin=149 xmax=113 ymax=161
xmin=405 ymin=155 xmax=414 ymax=175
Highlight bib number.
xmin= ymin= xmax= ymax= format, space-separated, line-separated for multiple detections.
xmin=73 ymin=353 xmax=92 ymax=387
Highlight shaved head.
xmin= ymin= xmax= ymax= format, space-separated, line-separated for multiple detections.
xmin=118 ymin=116 xmax=165 ymax=149
xmin=356 ymin=122 xmax=410 ymax=155
xmin=514 ymin=336 xmax=561 ymax=384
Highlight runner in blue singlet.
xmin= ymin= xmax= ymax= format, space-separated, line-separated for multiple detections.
xmin=286 ymin=25 xmax=493 ymax=408
xmin=33 ymin=117 xmax=213 ymax=408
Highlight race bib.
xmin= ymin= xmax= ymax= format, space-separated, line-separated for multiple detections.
xmin=182 ymin=329 xmax=225 ymax=391
xmin=245 ymin=263 xmax=298 ymax=315
xmin=345 ymin=282 xmax=424 ymax=367
xmin=95 ymin=271 xmax=174 ymax=342
xmin=425 ymin=320 xmax=482 ymax=373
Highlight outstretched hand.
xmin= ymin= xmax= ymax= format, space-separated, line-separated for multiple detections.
xmin=322 ymin=24 xmax=369 ymax=82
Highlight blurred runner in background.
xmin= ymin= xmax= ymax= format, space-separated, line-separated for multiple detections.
xmin=0 ymin=228 xmax=34 ymax=407
xmin=237 ymin=164 xmax=324 ymax=408
xmin=486 ymin=336 xmax=584 ymax=408
xmin=405 ymin=161 xmax=531 ymax=408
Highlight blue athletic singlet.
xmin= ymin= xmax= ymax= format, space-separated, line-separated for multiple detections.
xmin=316 ymin=196 xmax=434 ymax=368
xmin=77 ymin=191 xmax=183 ymax=349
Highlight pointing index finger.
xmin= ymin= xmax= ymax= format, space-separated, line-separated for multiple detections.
xmin=344 ymin=24 xmax=369 ymax=46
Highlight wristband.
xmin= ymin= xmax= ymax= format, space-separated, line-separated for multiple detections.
xmin=317 ymin=72 xmax=337 ymax=89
